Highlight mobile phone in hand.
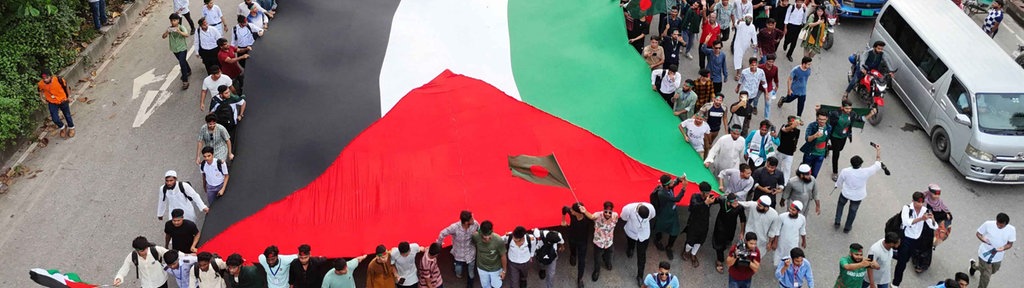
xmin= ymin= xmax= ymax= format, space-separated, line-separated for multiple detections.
xmin=870 ymin=142 xmax=878 ymax=148
xmin=868 ymin=254 xmax=874 ymax=261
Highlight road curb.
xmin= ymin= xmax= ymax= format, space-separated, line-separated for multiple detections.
xmin=1 ymin=0 xmax=153 ymax=178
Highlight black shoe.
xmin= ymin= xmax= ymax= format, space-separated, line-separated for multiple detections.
xmin=666 ymin=249 xmax=675 ymax=260
xmin=833 ymin=223 xmax=841 ymax=229
xmin=592 ymin=270 xmax=600 ymax=282
xmin=570 ymin=256 xmax=577 ymax=266
xmin=539 ymin=269 xmax=547 ymax=279
xmin=843 ymin=228 xmax=851 ymax=234
xmin=786 ymin=55 xmax=794 ymax=62
xmin=605 ymin=262 xmax=612 ymax=271
xmin=626 ymin=251 xmax=633 ymax=258
xmin=636 ymin=276 xmax=643 ymax=286
xmin=578 ymin=280 xmax=585 ymax=288
xmin=969 ymin=259 xmax=977 ymax=276
xmin=654 ymin=241 xmax=665 ymax=251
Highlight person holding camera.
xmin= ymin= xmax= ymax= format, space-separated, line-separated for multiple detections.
xmin=727 ymin=232 xmax=762 ymax=288
xmin=836 ymin=243 xmax=876 ymax=288
xmin=891 ymin=192 xmax=939 ymax=287
xmin=833 ymin=144 xmax=883 ymax=234
xmin=650 ymin=174 xmax=688 ymax=260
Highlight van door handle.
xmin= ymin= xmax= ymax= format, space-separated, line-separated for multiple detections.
xmin=938 ymin=101 xmax=947 ymax=110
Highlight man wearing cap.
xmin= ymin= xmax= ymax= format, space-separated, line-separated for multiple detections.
xmin=732 ymin=14 xmax=758 ymax=77
xmin=436 ymin=210 xmax=479 ymax=284
xmin=718 ymin=163 xmax=755 ymax=201
xmin=164 ymin=250 xmax=197 ymax=288
xmin=164 ymin=209 xmax=200 ymax=254
xmin=366 ymin=245 xmax=397 ymax=288
xmin=683 ymin=182 xmax=717 ymax=267
xmin=37 ymin=69 xmax=76 ymax=138
xmin=321 ymin=254 xmax=368 ymax=288
xmin=738 ymin=195 xmax=781 ymax=257
xmin=706 ymin=124 xmax=747 ymax=176
xmin=651 ymin=174 xmax=687 ymax=260
xmin=775 ymin=201 xmax=807 ymax=265
xmin=472 ymin=221 xmax=507 ymax=288
xmin=837 ymin=243 xmax=877 ymax=288
xmin=621 ymin=202 xmax=657 ymax=286
xmin=157 ymin=170 xmax=209 ymax=223
xmin=781 ymin=164 xmax=819 ymax=216
xmin=674 ymin=79 xmax=698 ymax=121
xmin=258 ymin=245 xmax=298 ymax=288
xmin=834 ymin=144 xmax=883 ymax=233
xmin=114 ymin=237 xmax=171 ymax=287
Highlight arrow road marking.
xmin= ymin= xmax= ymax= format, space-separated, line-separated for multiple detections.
xmin=131 ymin=46 xmax=195 ymax=128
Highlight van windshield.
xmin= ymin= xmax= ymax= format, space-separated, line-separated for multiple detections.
xmin=976 ymin=93 xmax=1024 ymax=135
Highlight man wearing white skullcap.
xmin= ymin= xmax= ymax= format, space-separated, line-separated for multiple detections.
xmin=738 ymin=195 xmax=781 ymax=257
xmin=732 ymin=13 xmax=758 ymax=74
xmin=157 ymin=170 xmax=209 ymax=222
xmin=781 ymin=164 xmax=819 ymax=216
xmin=775 ymin=200 xmax=807 ymax=263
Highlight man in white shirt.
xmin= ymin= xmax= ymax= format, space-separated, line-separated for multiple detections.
xmin=231 ymin=15 xmax=263 ymax=68
xmin=621 ymin=202 xmax=656 ymax=286
xmin=705 ymin=124 xmax=747 ymax=176
xmin=833 ymin=145 xmax=883 ymax=233
xmin=201 ymin=0 xmax=227 ymax=32
xmin=719 ymin=163 xmax=755 ymax=201
xmin=892 ymin=192 xmax=939 ymax=287
xmin=738 ymin=195 xmax=780 ymax=256
xmin=680 ymin=113 xmax=711 ymax=158
xmin=736 ymin=57 xmax=767 ymax=116
xmin=189 ymin=252 xmax=227 ymax=288
xmin=238 ymin=0 xmax=274 ymax=17
xmin=113 ymin=237 xmax=171 ymax=288
xmin=194 ymin=18 xmax=224 ymax=72
xmin=774 ymin=201 xmax=806 ymax=264
xmin=502 ymin=227 xmax=537 ymax=288
xmin=865 ymin=232 xmax=900 ymax=288
xmin=651 ymin=64 xmax=682 ymax=107
xmin=258 ymin=246 xmax=299 ymax=288
xmin=164 ymin=250 xmax=197 ymax=288
xmin=157 ymin=170 xmax=209 ymax=223
xmin=970 ymin=213 xmax=1016 ymax=288
xmin=390 ymin=242 xmax=424 ymax=288
xmin=200 ymin=66 xmax=233 ymax=111
xmin=781 ymin=1 xmax=807 ymax=61
xmin=173 ymin=0 xmax=195 ymax=35
xmin=732 ymin=14 xmax=758 ymax=72
xmin=199 ymin=146 xmax=229 ymax=205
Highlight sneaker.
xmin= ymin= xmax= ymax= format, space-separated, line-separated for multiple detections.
xmin=685 ymin=53 xmax=693 ymax=59
xmin=67 ymin=128 xmax=75 ymax=138
xmin=969 ymin=258 xmax=977 ymax=276
xmin=777 ymin=98 xmax=785 ymax=108
xmin=182 ymin=81 xmax=190 ymax=90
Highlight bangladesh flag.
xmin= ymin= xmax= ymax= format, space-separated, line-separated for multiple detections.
xmin=199 ymin=0 xmax=712 ymax=258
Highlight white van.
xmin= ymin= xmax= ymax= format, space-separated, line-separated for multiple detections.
xmin=872 ymin=0 xmax=1024 ymax=183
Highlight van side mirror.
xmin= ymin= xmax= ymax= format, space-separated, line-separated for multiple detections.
xmin=955 ymin=114 xmax=971 ymax=126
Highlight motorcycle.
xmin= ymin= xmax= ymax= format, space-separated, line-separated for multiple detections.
xmin=1014 ymin=44 xmax=1024 ymax=69
xmin=962 ymin=0 xmax=992 ymax=16
xmin=847 ymin=53 xmax=898 ymax=126
xmin=822 ymin=0 xmax=839 ymax=51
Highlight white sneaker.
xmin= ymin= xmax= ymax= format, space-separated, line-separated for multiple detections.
xmin=685 ymin=53 xmax=693 ymax=59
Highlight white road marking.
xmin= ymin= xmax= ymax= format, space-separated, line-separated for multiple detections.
xmin=131 ymin=46 xmax=194 ymax=128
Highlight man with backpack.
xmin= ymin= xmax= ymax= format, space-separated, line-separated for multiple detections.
xmin=891 ymin=191 xmax=939 ymax=288
xmin=502 ymin=226 xmax=537 ymax=288
xmin=157 ymin=170 xmax=209 ymax=223
xmin=164 ymin=209 xmax=200 ymax=253
xmin=225 ymin=253 xmax=268 ymax=288
xmin=210 ymin=85 xmax=247 ymax=138
xmin=200 ymin=146 xmax=230 ymax=205
xmin=190 ymin=252 xmax=228 ymax=288
xmin=231 ymin=15 xmax=262 ymax=68
xmin=643 ymin=261 xmax=680 ymax=288
xmin=532 ymin=228 xmax=564 ymax=288
xmin=164 ymin=250 xmax=198 ymax=288
xmin=113 ymin=236 xmax=170 ymax=288
xmin=37 ymin=69 xmax=76 ymax=138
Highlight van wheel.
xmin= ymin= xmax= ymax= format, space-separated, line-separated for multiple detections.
xmin=931 ymin=128 xmax=951 ymax=161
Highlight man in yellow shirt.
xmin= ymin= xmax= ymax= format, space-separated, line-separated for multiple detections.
xmin=37 ymin=69 xmax=76 ymax=138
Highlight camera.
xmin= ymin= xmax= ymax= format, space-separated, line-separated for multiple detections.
xmin=734 ymin=243 xmax=752 ymax=267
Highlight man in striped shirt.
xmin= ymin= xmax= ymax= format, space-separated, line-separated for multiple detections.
xmin=417 ymin=243 xmax=443 ymax=288
xmin=436 ymin=211 xmax=479 ymax=285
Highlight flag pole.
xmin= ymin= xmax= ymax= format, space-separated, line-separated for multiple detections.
xmin=551 ymin=152 xmax=580 ymax=204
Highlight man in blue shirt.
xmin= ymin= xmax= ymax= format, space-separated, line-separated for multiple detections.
xmin=644 ymin=261 xmax=680 ymax=288
xmin=778 ymin=57 xmax=813 ymax=117
xmin=775 ymin=248 xmax=813 ymax=288
xmin=701 ymin=40 xmax=729 ymax=93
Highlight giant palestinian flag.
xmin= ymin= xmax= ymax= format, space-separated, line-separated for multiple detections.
xmin=199 ymin=0 xmax=714 ymax=258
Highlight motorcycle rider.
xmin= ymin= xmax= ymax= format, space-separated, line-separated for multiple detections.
xmin=843 ymin=41 xmax=894 ymax=100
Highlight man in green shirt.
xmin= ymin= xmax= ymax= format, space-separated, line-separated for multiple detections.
xmin=162 ymin=13 xmax=192 ymax=89
xmin=819 ymin=100 xmax=875 ymax=181
xmin=226 ymin=253 xmax=268 ymax=288
xmin=800 ymin=110 xmax=831 ymax=178
xmin=472 ymin=221 xmax=507 ymax=288
xmin=321 ymin=255 xmax=368 ymax=288
xmin=835 ymin=243 xmax=876 ymax=288
xmin=674 ymin=80 xmax=698 ymax=121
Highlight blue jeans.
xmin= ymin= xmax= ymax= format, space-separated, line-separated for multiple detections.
xmin=835 ymin=194 xmax=862 ymax=231
xmin=729 ymin=277 xmax=752 ymax=288
xmin=682 ymin=29 xmax=696 ymax=54
xmin=846 ymin=68 xmax=864 ymax=93
xmin=173 ymin=51 xmax=191 ymax=81
xmin=477 ymin=268 xmax=502 ymax=288
xmin=454 ymin=260 xmax=475 ymax=285
xmin=748 ymin=90 xmax=771 ymax=119
xmin=48 ymin=101 xmax=74 ymax=129
xmin=89 ymin=1 xmax=107 ymax=30
xmin=782 ymin=93 xmax=807 ymax=117
xmin=802 ymin=153 xmax=825 ymax=178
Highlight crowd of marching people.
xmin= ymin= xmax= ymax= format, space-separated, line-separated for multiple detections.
xmin=104 ymin=0 xmax=1018 ymax=288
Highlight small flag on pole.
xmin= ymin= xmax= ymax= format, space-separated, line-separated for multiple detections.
xmin=508 ymin=154 xmax=571 ymax=189
xmin=29 ymin=268 xmax=99 ymax=288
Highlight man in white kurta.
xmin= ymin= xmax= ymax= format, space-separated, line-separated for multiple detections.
xmin=704 ymin=125 xmax=747 ymax=176
xmin=732 ymin=13 xmax=758 ymax=72
xmin=157 ymin=170 xmax=209 ymax=223
xmin=738 ymin=195 xmax=781 ymax=258
xmin=775 ymin=201 xmax=807 ymax=264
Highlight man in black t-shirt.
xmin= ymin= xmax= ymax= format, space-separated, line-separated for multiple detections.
xmin=164 ymin=209 xmax=200 ymax=253
xmin=289 ymin=244 xmax=330 ymax=288
xmin=628 ymin=13 xmax=650 ymax=54
xmin=751 ymin=157 xmax=786 ymax=208
xmin=775 ymin=116 xmax=802 ymax=183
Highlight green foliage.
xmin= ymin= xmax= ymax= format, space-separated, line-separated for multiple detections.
xmin=0 ymin=0 xmax=88 ymax=149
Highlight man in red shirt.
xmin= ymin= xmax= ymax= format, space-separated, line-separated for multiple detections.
xmin=217 ymin=38 xmax=249 ymax=93
xmin=758 ymin=55 xmax=779 ymax=119
xmin=726 ymin=232 xmax=761 ymax=288
xmin=757 ymin=19 xmax=784 ymax=63
xmin=37 ymin=69 xmax=76 ymax=138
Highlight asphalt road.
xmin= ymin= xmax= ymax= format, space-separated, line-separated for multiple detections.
xmin=1 ymin=2 xmax=1022 ymax=287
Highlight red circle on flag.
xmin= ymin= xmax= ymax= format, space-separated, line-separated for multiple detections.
xmin=530 ymin=165 xmax=550 ymax=177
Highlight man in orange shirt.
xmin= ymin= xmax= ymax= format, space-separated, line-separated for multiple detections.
xmin=366 ymin=245 xmax=397 ymax=288
xmin=37 ymin=69 xmax=76 ymax=138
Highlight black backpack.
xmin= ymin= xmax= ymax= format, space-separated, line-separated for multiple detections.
xmin=200 ymin=159 xmax=225 ymax=175
xmin=649 ymin=187 xmax=663 ymax=211
xmin=193 ymin=256 xmax=224 ymax=283
xmin=211 ymin=98 xmax=237 ymax=127
xmin=535 ymin=231 xmax=560 ymax=265
xmin=504 ymin=233 xmax=533 ymax=253
xmin=162 ymin=181 xmax=194 ymax=202
xmin=130 ymin=247 xmax=163 ymax=279
xmin=884 ymin=205 xmax=910 ymax=238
